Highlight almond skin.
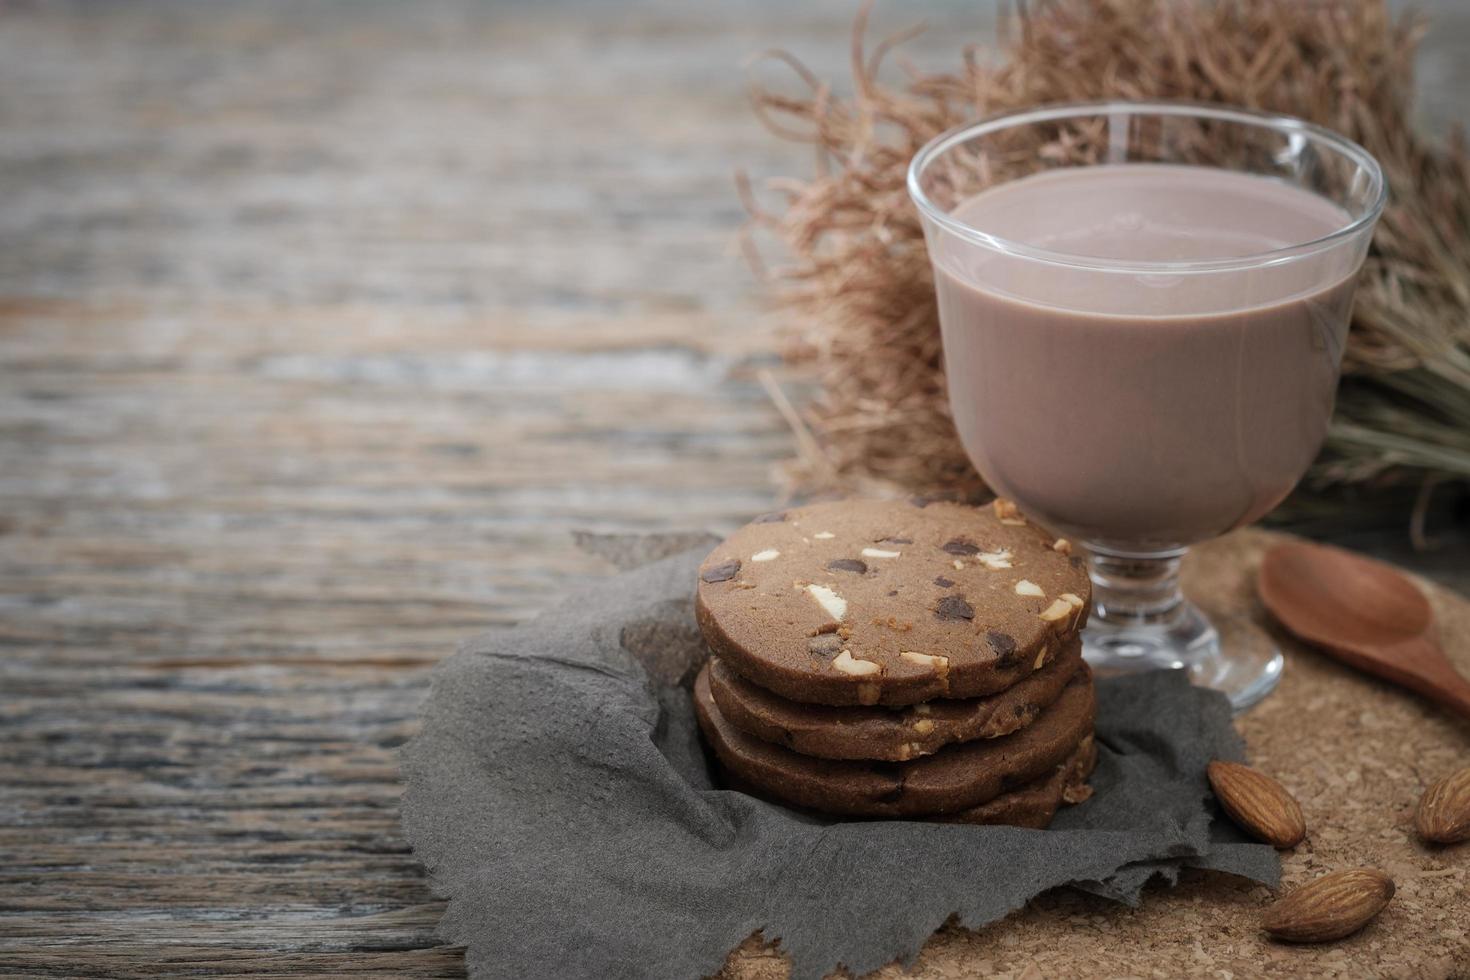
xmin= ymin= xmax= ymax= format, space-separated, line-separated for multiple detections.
xmin=1207 ymin=760 xmax=1306 ymax=848
xmin=1262 ymin=869 xmax=1395 ymax=943
xmin=1416 ymin=766 xmax=1470 ymax=844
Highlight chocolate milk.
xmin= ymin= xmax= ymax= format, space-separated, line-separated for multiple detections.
xmin=933 ymin=164 xmax=1358 ymax=551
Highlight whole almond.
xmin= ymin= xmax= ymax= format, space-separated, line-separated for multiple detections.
xmin=1207 ymin=760 xmax=1306 ymax=848
xmin=1262 ymin=868 xmax=1395 ymax=943
xmin=1415 ymin=766 xmax=1470 ymax=844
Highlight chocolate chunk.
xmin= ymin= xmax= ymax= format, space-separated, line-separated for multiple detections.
xmin=826 ymin=558 xmax=868 ymax=574
xmin=908 ymin=495 xmax=933 ymax=508
xmin=941 ymin=538 xmax=980 ymax=556
xmin=1069 ymin=555 xmax=1085 ymax=568
xmin=807 ymin=633 xmax=844 ymax=659
xmin=878 ymin=536 xmax=913 ymax=545
xmin=700 ymin=559 xmax=741 ymax=584
xmin=935 ymin=595 xmax=975 ymax=621
xmin=751 ymin=511 xmax=786 ymax=524
xmin=933 ymin=576 xmax=954 ymax=588
xmin=987 ymin=630 xmax=1018 ymax=667
xmin=886 ymin=590 xmax=899 ymax=597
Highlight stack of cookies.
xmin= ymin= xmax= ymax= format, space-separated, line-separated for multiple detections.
xmin=692 ymin=497 xmax=1096 ymax=827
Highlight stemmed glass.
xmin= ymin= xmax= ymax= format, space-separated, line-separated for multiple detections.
xmin=908 ymin=102 xmax=1385 ymax=710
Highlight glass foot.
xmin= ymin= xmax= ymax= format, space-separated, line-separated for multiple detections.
xmin=1081 ymin=544 xmax=1282 ymax=713
xmin=1081 ymin=598 xmax=1282 ymax=712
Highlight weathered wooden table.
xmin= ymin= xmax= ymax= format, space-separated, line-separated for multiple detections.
xmin=3 ymin=2 xmax=1467 ymax=977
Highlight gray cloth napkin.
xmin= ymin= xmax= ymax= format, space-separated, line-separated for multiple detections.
xmin=400 ymin=538 xmax=1278 ymax=980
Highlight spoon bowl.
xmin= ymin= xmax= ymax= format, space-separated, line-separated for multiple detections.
xmin=1259 ymin=541 xmax=1432 ymax=647
xmin=1259 ymin=540 xmax=1470 ymax=719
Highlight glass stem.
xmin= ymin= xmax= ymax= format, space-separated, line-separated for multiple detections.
xmin=1086 ymin=548 xmax=1188 ymax=628
xmin=1079 ymin=544 xmax=1278 ymax=711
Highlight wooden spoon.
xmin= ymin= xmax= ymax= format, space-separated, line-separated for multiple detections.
xmin=1258 ymin=540 xmax=1470 ymax=719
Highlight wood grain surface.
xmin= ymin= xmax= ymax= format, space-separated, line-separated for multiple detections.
xmin=2 ymin=2 xmax=1467 ymax=978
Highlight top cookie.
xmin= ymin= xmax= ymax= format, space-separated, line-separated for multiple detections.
xmin=695 ymin=498 xmax=1090 ymax=706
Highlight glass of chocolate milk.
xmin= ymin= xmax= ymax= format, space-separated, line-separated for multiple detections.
xmin=908 ymin=102 xmax=1385 ymax=709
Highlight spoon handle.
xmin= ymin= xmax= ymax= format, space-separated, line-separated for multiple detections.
xmin=1432 ymin=670 xmax=1470 ymax=720
xmin=1373 ymin=636 xmax=1470 ymax=721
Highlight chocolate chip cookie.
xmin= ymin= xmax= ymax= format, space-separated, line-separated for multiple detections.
xmin=944 ymin=735 xmax=1096 ymax=827
xmin=695 ymin=498 xmax=1090 ymax=707
xmin=693 ymin=662 xmax=1096 ymax=818
xmin=707 ymin=637 xmax=1083 ymax=761
xmin=719 ymin=733 xmax=1095 ymax=829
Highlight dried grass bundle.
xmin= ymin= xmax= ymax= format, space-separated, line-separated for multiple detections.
xmin=744 ymin=0 xmax=1470 ymax=513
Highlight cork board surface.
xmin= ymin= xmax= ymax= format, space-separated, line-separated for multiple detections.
xmin=717 ymin=528 xmax=1470 ymax=980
